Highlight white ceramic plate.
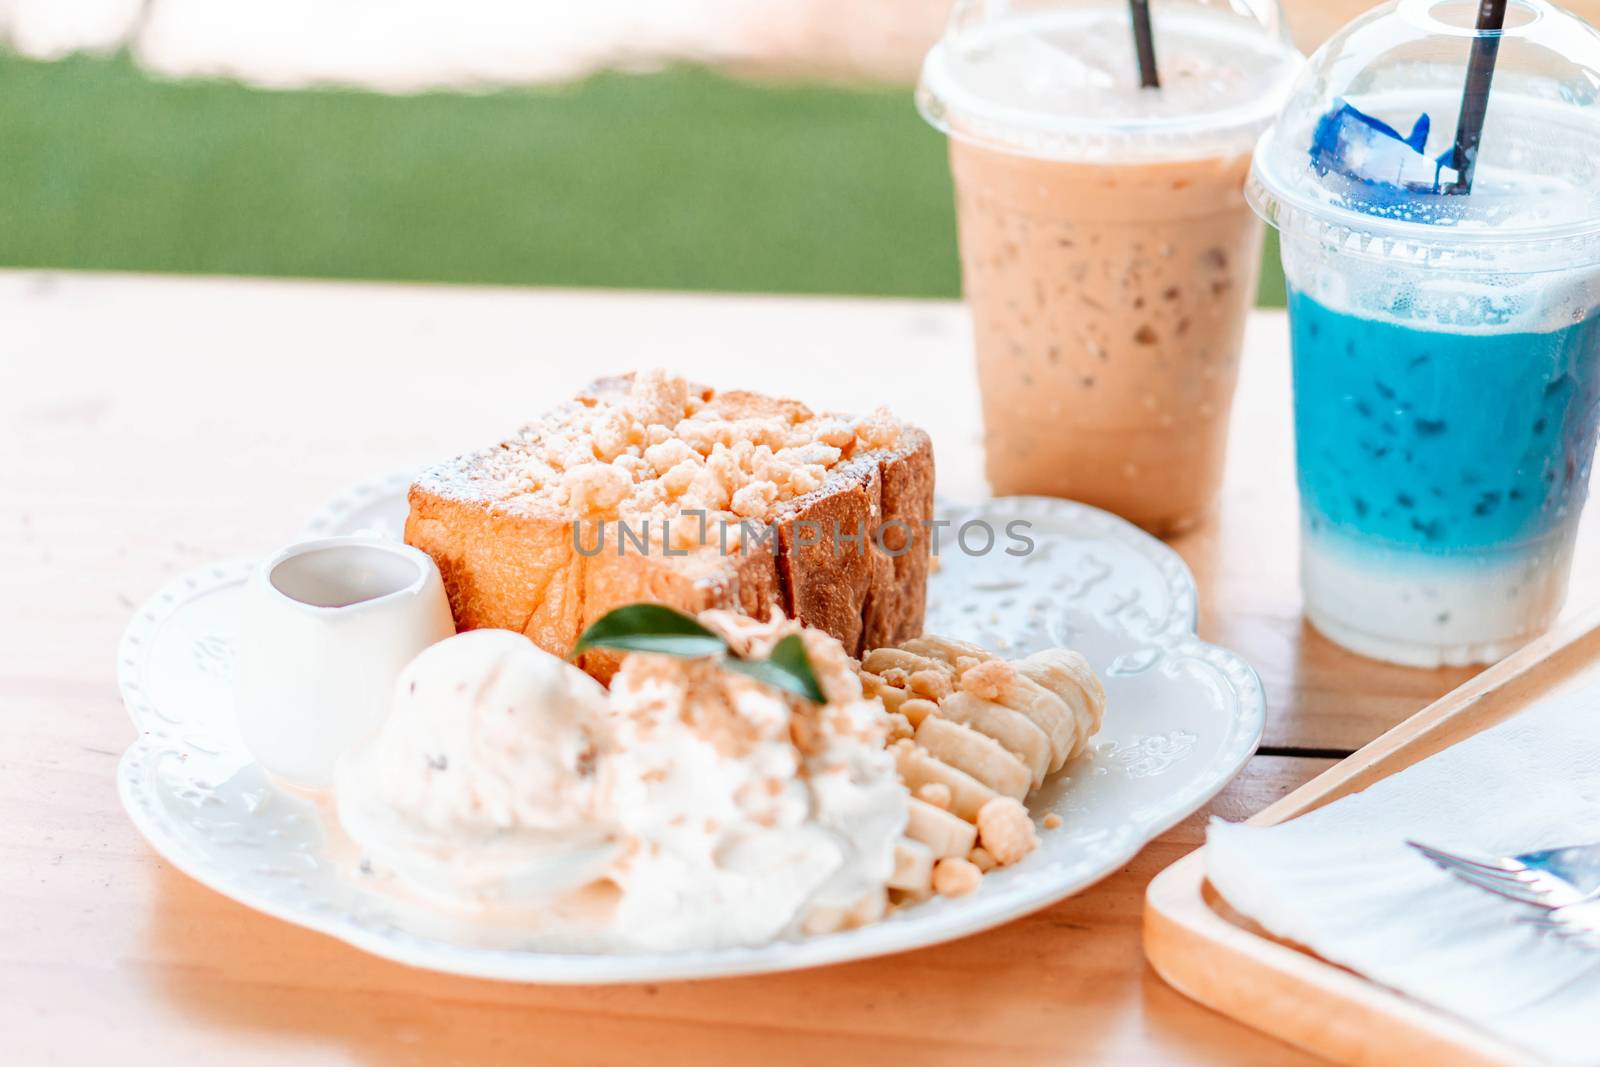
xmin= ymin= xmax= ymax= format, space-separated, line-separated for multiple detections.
xmin=116 ymin=478 xmax=1264 ymax=982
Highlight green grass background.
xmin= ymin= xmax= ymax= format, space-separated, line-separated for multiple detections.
xmin=0 ymin=49 xmax=1286 ymax=304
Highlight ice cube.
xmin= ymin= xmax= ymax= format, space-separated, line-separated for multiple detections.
xmin=1310 ymin=100 xmax=1460 ymax=197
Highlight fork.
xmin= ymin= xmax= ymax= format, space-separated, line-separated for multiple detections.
xmin=1409 ymin=840 xmax=1600 ymax=950
xmin=1518 ymin=900 xmax=1600 ymax=950
xmin=1408 ymin=840 xmax=1600 ymax=908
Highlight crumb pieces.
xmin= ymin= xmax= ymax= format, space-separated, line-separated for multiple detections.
xmin=561 ymin=462 xmax=631 ymax=514
xmin=729 ymin=480 xmax=779 ymax=518
xmin=915 ymin=782 xmax=953 ymax=810
xmin=959 ymin=658 xmax=1016 ymax=702
xmin=857 ymin=408 xmax=903 ymax=451
xmin=1042 ymin=813 xmax=1063 ymax=830
xmin=967 ymin=847 xmax=997 ymax=873
xmin=431 ymin=372 xmax=911 ymax=525
xmin=932 ymin=857 xmax=983 ymax=898
xmin=976 ymin=796 xmax=1038 ymax=866
xmin=907 ymin=669 xmax=954 ymax=701
xmin=789 ymin=465 xmax=824 ymax=495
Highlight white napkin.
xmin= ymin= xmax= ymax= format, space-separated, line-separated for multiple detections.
xmin=1207 ymin=677 xmax=1600 ymax=1066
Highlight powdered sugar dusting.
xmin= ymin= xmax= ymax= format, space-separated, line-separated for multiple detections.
xmin=415 ymin=371 xmax=914 ymax=536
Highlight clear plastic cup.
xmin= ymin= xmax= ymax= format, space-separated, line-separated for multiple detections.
xmin=918 ymin=0 xmax=1301 ymax=535
xmin=1249 ymin=0 xmax=1600 ymax=666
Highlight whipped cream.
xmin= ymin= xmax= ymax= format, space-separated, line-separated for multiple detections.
xmin=335 ymin=629 xmax=616 ymax=905
xmin=601 ymin=612 xmax=908 ymax=950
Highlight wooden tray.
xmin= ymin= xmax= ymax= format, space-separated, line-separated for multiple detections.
xmin=1144 ymin=605 xmax=1600 ymax=1067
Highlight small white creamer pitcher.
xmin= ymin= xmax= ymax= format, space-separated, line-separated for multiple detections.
xmin=234 ymin=536 xmax=455 ymax=787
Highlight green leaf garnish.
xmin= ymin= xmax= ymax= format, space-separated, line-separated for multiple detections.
xmin=573 ymin=604 xmax=729 ymax=657
xmin=723 ymin=634 xmax=827 ymax=703
xmin=573 ymin=604 xmax=828 ymax=703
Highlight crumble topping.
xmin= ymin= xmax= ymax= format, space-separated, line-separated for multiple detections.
xmin=418 ymin=370 xmax=910 ymax=535
xmin=976 ymin=797 xmax=1038 ymax=866
xmin=959 ymin=658 xmax=1017 ymax=702
xmin=932 ymin=856 xmax=983 ymax=898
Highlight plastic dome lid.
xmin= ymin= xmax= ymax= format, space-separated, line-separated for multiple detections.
xmin=917 ymin=0 xmax=1303 ymax=161
xmin=1249 ymin=0 xmax=1600 ymax=270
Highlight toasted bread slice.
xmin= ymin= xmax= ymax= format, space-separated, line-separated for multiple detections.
xmin=405 ymin=372 xmax=933 ymax=679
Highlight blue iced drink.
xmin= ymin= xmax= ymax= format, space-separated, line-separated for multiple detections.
xmin=1290 ymin=296 xmax=1600 ymax=553
xmin=1286 ymin=288 xmax=1600 ymax=661
xmin=1249 ymin=0 xmax=1600 ymax=664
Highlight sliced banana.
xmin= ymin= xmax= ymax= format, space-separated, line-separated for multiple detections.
xmin=898 ymin=697 xmax=939 ymax=727
xmin=860 ymin=670 xmax=910 ymax=714
xmin=914 ymin=717 xmax=1031 ymax=801
xmin=939 ymin=691 xmax=1051 ymax=788
xmin=801 ymin=888 xmax=888 ymax=934
xmin=1014 ymin=648 xmax=1105 ymax=762
xmin=989 ymin=672 xmax=1077 ymax=773
xmin=861 ymin=647 xmax=950 ymax=678
xmin=889 ymin=838 xmax=935 ymax=892
xmin=904 ymin=796 xmax=978 ymax=859
xmin=900 ymin=635 xmax=994 ymax=666
xmin=866 ymin=634 xmax=1108 ymax=880
xmin=892 ymin=741 xmax=998 ymax=821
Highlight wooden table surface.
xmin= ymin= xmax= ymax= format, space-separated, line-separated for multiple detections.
xmin=5 ymin=270 xmax=1597 ymax=1066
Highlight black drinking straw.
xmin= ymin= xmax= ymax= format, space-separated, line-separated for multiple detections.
xmin=1448 ymin=0 xmax=1509 ymax=193
xmin=1129 ymin=0 xmax=1160 ymax=89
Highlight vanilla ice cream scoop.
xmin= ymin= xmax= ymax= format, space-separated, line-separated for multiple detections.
xmin=335 ymin=629 xmax=616 ymax=905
